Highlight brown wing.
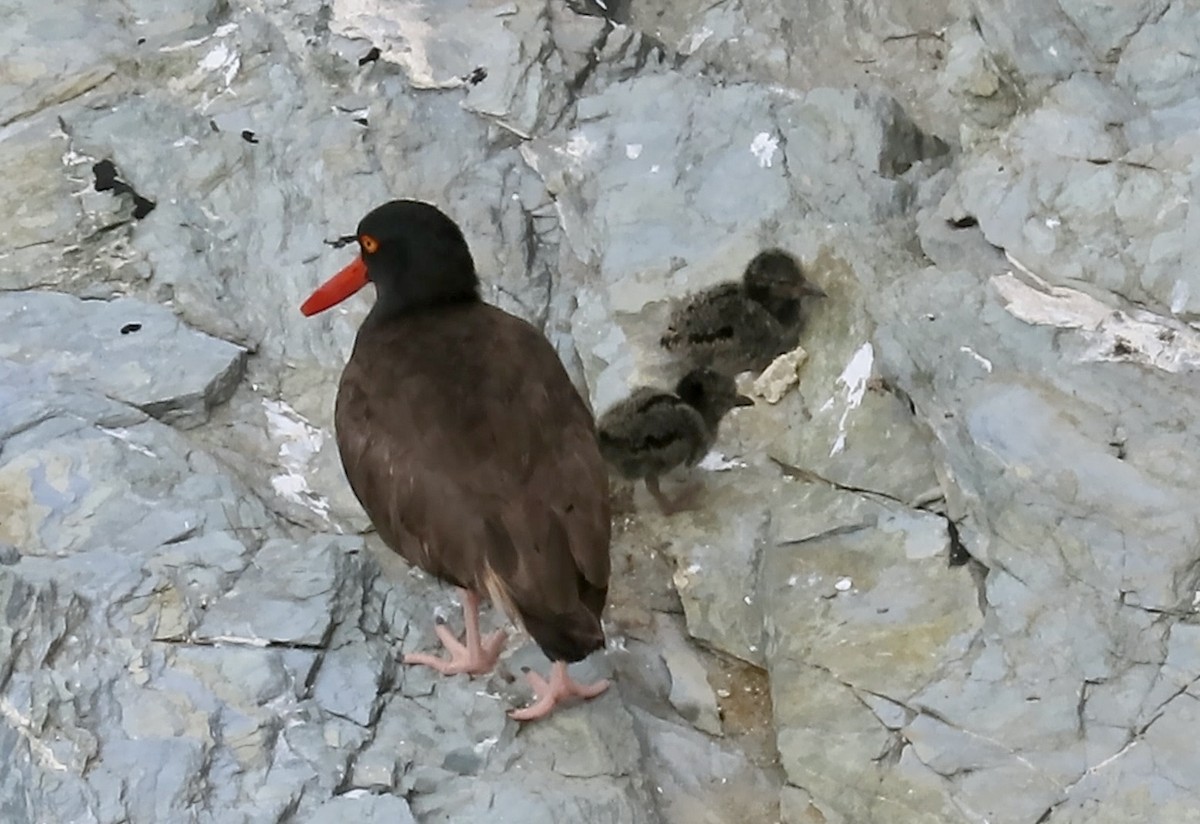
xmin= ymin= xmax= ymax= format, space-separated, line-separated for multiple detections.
xmin=334 ymin=303 xmax=610 ymax=663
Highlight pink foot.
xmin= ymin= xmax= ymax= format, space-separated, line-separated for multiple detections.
xmin=404 ymin=589 xmax=508 ymax=677
xmin=403 ymin=623 xmax=507 ymax=676
xmin=509 ymin=660 xmax=610 ymax=721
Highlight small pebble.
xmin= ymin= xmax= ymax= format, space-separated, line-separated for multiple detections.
xmin=835 ymin=577 xmax=853 ymax=592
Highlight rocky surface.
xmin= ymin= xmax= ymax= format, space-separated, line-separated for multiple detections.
xmin=3 ymin=0 xmax=1200 ymax=822
xmin=0 ymin=291 xmax=246 ymax=427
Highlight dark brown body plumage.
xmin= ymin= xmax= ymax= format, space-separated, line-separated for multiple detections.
xmin=334 ymin=303 xmax=610 ymax=663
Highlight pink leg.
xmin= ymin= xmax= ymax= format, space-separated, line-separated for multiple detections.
xmin=508 ymin=661 xmax=610 ymax=722
xmin=403 ymin=588 xmax=508 ymax=677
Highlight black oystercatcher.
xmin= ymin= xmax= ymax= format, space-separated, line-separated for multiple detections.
xmin=301 ymin=200 xmax=611 ymax=721
xmin=597 ymin=367 xmax=753 ymax=514
xmin=661 ymin=248 xmax=824 ymax=374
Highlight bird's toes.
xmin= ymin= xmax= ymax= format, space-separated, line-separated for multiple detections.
xmin=402 ymin=651 xmax=463 ymax=675
xmin=508 ymin=694 xmax=557 ymax=722
xmin=482 ymin=630 xmax=508 ymax=658
xmin=433 ymin=623 xmax=469 ymax=655
xmin=567 ymin=676 xmax=610 ymax=700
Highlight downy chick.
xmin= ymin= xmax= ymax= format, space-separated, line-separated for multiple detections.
xmin=598 ymin=367 xmax=754 ymax=514
xmin=661 ymin=248 xmax=824 ymax=374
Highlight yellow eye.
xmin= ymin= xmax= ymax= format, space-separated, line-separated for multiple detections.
xmin=360 ymin=234 xmax=379 ymax=254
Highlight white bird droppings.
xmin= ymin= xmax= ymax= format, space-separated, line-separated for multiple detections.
xmin=262 ymin=399 xmax=332 ymax=521
xmin=750 ymin=132 xmax=780 ymax=168
xmin=959 ymin=346 xmax=994 ymax=373
xmin=699 ymin=451 xmax=745 ymax=471
xmin=828 ymin=342 xmax=874 ymax=456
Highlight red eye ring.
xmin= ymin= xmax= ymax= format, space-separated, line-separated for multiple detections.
xmin=360 ymin=234 xmax=379 ymax=254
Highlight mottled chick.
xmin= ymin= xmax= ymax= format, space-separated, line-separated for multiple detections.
xmin=661 ymin=248 xmax=824 ymax=374
xmin=597 ymin=367 xmax=754 ymax=514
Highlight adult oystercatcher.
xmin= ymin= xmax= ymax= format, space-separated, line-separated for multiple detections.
xmin=301 ymin=200 xmax=611 ymax=721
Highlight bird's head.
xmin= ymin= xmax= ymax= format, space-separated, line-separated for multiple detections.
xmin=675 ymin=367 xmax=754 ymax=427
xmin=301 ymin=200 xmax=479 ymax=318
xmin=743 ymin=248 xmax=824 ymax=323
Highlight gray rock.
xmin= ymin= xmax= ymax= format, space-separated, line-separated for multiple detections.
xmin=311 ymin=641 xmax=391 ymax=727
xmin=411 ymin=772 xmax=655 ymax=824
xmin=948 ymin=70 xmax=1198 ymax=316
xmin=616 ymin=0 xmax=966 ymax=136
xmin=7 ymin=0 xmax=1200 ymax=820
xmin=861 ymin=150 xmax=1200 ymax=817
xmin=0 ymin=291 xmax=245 ymax=428
xmin=195 ymin=536 xmax=358 ymax=647
xmin=763 ymin=483 xmax=980 ymax=822
xmin=631 ymin=707 xmax=784 ymax=824
xmin=664 ymin=490 xmax=771 ymax=667
xmin=308 ymin=793 xmax=416 ymax=824
xmin=653 ymin=613 xmax=723 ymax=736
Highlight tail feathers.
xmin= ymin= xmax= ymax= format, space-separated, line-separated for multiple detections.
xmin=520 ymin=607 xmax=605 ymax=663
xmin=480 ymin=528 xmax=608 ymax=664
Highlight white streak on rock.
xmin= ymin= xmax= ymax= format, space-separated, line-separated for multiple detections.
xmin=959 ymin=346 xmax=994 ymax=373
xmin=97 ymin=426 xmax=159 ymax=458
xmin=262 ymin=399 xmax=331 ymax=520
xmin=699 ymin=451 xmax=745 ymax=471
xmin=332 ymin=0 xmax=441 ymax=87
xmin=682 ymin=26 xmax=714 ymax=54
xmin=560 ymin=132 xmax=598 ymax=161
xmin=993 ymin=270 xmax=1200 ymax=374
xmin=828 ymin=343 xmax=874 ymax=456
xmin=199 ymin=43 xmax=241 ymax=88
xmin=0 ymin=698 xmax=68 ymax=771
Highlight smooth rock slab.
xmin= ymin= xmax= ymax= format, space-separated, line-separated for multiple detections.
xmin=764 ymin=482 xmax=981 ymax=823
xmin=652 ymin=612 xmax=723 ymax=736
xmin=196 ymin=536 xmax=362 ymax=647
xmin=311 ymin=640 xmax=391 ymax=726
xmin=411 ymin=771 xmax=655 ymax=824
xmin=632 ymin=708 xmax=783 ymax=824
xmin=666 ymin=483 xmax=773 ymax=667
xmin=309 ymin=792 xmax=417 ymax=824
xmin=0 ymin=291 xmax=245 ymax=428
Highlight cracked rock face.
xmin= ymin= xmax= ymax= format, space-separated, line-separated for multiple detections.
xmin=4 ymin=0 xmax=1200 ymax=822
xmin=0 ymin=292 xmax=246 ymax=428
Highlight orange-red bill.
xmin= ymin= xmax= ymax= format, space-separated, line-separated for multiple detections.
xmin=300 ymin=256 xmax=369 ymax=316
